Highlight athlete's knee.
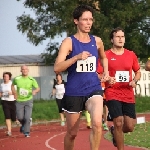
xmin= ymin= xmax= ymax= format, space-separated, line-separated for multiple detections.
xmin=92 ymin=120 xmax=102 ymax=132
xmin=114 ymin=118 xmax=123 ymax=129
xmin=67 ymin=130 xmax=78 ymax=140
xmin=123 ymin=124 xmax=135 ymax=133
xmin=68 ymin=134 xmax=77 ymax=141
xmin=24 ymin=117 xmax=31 ymax=123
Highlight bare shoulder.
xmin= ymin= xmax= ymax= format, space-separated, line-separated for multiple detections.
xmin=58 ymin=37 xmax=72 ymax=55
xmin=93 ymin=36 xmax=103 ymax=48
xmin=94 ymin=36 xmax=102 ymax=42
xmin=93 ymin=36 xmax=104 ymax=50
xmin=61 ymin=37 xmax=72 ymax=48
xmin=55 ymin=37 xmax=72 ymax=64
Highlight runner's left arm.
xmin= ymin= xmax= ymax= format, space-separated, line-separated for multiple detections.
xmin=32 ymin=79 xmax=40 ymax=95
xmin=129 ymin=52 xmax=141 ymax=88
xmin=95 ymin=36 xmax=109 ymax=81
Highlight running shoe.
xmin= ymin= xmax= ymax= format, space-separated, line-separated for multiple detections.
xmin=110 ymin=126 xmax=117 ymax=147
xmin=87 ymin=122 xmax=92 ymax=129
xmin=6 ymin=131 xmax=12 ymax=136
xmin=61 ymin=121 xmax=65 ymax=126
xmin=102 ymin=123 xmax=109 ymax=131
xmin=24 ymin=132 xmax=30 ymax=138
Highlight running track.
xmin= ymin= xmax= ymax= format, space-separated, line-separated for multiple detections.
xmin=0 ymin=114 xmax=149 ymax=150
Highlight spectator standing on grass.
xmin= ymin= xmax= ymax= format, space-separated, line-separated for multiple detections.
xmin=11 ymin=65 xmax=40 ymax=137
xmin=0 ymin=72 xmax=16 ymax=136
xmin=51 ymin=74 xmax=66 ymax=126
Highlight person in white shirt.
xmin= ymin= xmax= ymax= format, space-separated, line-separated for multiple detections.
xmin=0 ymin=72 xmax=16 ymax=136
xmin=52 ymin=74 xmax=66 ymax=126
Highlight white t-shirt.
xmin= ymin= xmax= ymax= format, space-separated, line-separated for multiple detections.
xmin=55 ymin=84 xmax=65 ymax=99
xmin=0 ymin=81 xmax=15 ymax=101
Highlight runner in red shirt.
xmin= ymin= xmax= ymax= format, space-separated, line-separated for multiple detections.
xmin=105 ymin=27 xmax=141 ymax=149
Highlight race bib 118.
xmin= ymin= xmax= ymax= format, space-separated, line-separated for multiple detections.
xmin=76 ymin=56 xmax=96 ymax=72
xmin=115 ymin=71 xmax=129 ymax=82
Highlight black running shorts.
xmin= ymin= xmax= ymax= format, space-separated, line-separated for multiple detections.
xmin=62 ymin=90 xmax=103 ymax=113
xmin=1 ymin=100 xmax=16 ymax=121
xmin=106 ymin=100 xmax=136 ymax=120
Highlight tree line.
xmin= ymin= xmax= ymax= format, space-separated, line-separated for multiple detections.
xmin=17 ymin=0 xmax=150 ymax=64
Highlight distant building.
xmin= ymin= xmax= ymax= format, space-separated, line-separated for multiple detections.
xmin=0 ymin=54 xmax=57 ymax=100
xmin=0 ymin=54 xmax=55 ymax=78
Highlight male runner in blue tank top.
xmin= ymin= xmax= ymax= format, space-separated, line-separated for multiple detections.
xmin=54 ymin=5 xmax=109 ymax=150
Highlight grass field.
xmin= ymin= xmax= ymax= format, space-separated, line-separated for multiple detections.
xmin=125 ymin=122 xmax=150 ymax=149
xmin=105 ymin=122 xmax=150 ymax=149
xmin=0 ymin=100 xmax=60 ymax=125
xmin=135 ymin=96 xmax=150 ymax=113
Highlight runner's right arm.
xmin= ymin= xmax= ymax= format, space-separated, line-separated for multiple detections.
xmin=54 ymin=38 xmax=77 ymax=74
xmin=95 ymin=36 xmax=109 ymax=81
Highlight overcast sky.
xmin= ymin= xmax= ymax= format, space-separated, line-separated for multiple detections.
xmin=0 ymin=0 xmax=65 ymax=56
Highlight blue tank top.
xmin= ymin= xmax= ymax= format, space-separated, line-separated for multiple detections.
xmin=65 ymin=35 xmax=102 ymax=96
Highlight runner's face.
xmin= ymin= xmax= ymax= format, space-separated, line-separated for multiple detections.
xmin=74 ymin=11 xmax=93 ymax=33
xmin=3 ymin=74 xmax=9 ymax=82
xmin=111 ymin=30 xmax=125 ymax=48
xmin=21 ymin=66 xmax=29 ymax=76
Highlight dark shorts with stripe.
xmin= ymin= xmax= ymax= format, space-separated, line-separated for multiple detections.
xmin=56 ymin=98 xmax=64 ymax=113
xmin=62 ymin=90 xmax=103 ymax=113
xmin=1 ymin=100 xmax=16 ymax=121
xmin=106 ymin=100 xmax=136 ymax=120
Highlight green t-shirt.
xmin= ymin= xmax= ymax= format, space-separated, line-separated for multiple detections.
xmin=13 ymin=75 xmax=39 ymax=101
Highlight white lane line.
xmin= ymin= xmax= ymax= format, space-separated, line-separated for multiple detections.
xmin=45 ymin=127 xmax=86 ymax=149
xmin=45 ymin=132 xmax=66 ymax=149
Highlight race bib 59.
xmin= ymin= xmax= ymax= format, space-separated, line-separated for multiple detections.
xmin=115 ymin=71 xmax=129 ymax=82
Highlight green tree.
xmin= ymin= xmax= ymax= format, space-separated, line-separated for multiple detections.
xmin=17 ymin=0 xmax=150 ymax=64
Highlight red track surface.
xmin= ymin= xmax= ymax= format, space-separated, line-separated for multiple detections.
xmin=0 ymin=114 xmax=149 ymax=150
